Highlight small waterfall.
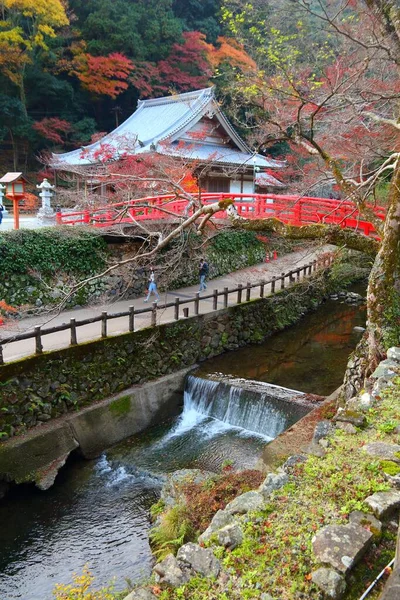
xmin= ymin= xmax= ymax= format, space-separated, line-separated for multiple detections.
xmin=183 ymin=374 xmax=313 ymax=439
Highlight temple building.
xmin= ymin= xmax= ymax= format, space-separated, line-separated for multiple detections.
xmin=50 ymin=87 xmax=285 ymax=194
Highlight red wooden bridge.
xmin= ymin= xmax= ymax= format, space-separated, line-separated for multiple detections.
xmin=56 ymin=193 xmax=385 ymax=237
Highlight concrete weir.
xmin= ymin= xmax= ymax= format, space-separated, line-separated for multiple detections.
xmin=0 ymin=368 xmax=190 ymax=492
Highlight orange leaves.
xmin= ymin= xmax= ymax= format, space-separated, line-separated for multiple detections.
xmin=208 ymin=37 xmax=256 ymax=72
xmin=73 ymin=52 xmax=134 ymax=99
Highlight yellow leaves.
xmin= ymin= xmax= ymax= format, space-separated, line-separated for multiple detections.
xmin=4 ymin=0 xmax=69 ymax=28
xmin=52 ymin=565 xmax=116 ymax=600
xmin=0 ymin=0 xmax=68 ymax=84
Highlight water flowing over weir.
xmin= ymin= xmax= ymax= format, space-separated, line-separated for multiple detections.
xmin=181 ymin=375 xmax=315 ymax=439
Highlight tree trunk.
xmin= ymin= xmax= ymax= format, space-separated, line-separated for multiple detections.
xmin=365 ymin=158 xmax=400 ymax=371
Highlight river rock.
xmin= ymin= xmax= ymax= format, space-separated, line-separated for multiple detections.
xmin=282 ymin=455 xmax=307 ymax=473
xmin=123 ymin=589 xmax=157 ymax=600
xmin=259 ymin=472 xmax=289 ymax=499
xmin=371 ymin=359 xmax=399 ymax=380
xmin=334 ymin=409 xmax=366 ymax=428
xmin=176 ymin=542 xmax=220 ymax=578
xmin=313 ymin=420 xmax=335 ymax=442
xmin=214 ymin=523 xmax=243 ymax=550
xmin=387 ymin=347 xmax=400 ymax=362
xmin=311 ymin=568 xmax=346 ymax=599
xmin=312 ymin=523 xmax=373 ymax=573
xmin=335 ymin=422 xmax=357 ymax=434
xmin=363 ymin=442 xmax=400 ymax=463
xmin=225 ymin=491 xmax=265 ymax=514
xmin=306 ymin=440 xmax=326 ymax=457
xmin=198 ymin=509 xmax=236 ymax=544
xmin=153 ymin=554 xmax=190 ymax=587
xmin=349 ymin=511 xmax=382 ymax=537
xmin=364 ymin=490 xmax=400 ymax=519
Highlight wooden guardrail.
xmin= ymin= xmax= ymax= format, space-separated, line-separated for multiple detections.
xmin=0 ymin=254 xmax=334 ymax=365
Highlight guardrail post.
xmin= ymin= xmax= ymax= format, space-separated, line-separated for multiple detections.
xmin=183 ymin=307 xmax=189 ymax=318
xmin=151 ymin=303 xmax=157 ymax=326
xmin=237 ymin=284 xmax=243 ymax=304
xmin=194 ymin=293 xmax=200 ymax=315
xmin=308 ymin=263 xmax=312 ymax=275
xmin=281 ymin=273 xmax=285 ymax=289
xmin=174 ymin=297 xmax=180 ymax=320
xmin=84 ymin=210 xmax=90 ymax=224
xmin=101 ymin=312 xmax=107 ymax=338
xmin=296 ymin=268 xmax=300 ymax=281
xmin=0 ymin=345 xmax=4 ymax=365
xmin=303 ymin=265 xmax=307 ymax=278
xmin=34 ymin=326 xmax=43 ymax=354
xmin=271 ymin=276 xmax=276 ymax=294
xmin=313 ymin=259 xmax=317 ymax=272
xmin=223 ymin=287 xmax=229 ymax=308
xmin=260 ymin=281 xmax=265 ymax=298
xmin=289 ymin=270 xmax=295 ymax=283
xmin=70 ymin=319 xmax=77 ymax=346
xmin=213 ymin=289 xmax=218 ymax=310
xmin=246 ymin=282 xmax=251 ymax=302
xmin=129 ymin=306 xmax=135 ymax=332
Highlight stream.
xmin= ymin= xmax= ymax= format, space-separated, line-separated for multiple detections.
xmin=0 ymin=290 xmax=366 ymax=599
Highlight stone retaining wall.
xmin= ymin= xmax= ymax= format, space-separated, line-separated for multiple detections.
xmin=0 ymin=273 xmax=338 ymax=440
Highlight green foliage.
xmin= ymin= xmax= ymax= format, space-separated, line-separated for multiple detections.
xmin=380 ymin=460 xmax=400 ymax=476
xmin=0 ymin=229 xmax=106 ymax=276
xmin=210 ymin=230 xmax=262 ymax=254
xmin=149 ymin=504 xmax=195 ymax=559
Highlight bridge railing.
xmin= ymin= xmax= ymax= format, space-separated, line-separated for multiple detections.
xmin=0 ymin=253 xmax=334 ymax=365
xmin=56 ymin=193 xmax=385 ymax=237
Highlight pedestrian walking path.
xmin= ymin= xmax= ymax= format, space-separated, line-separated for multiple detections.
xmin=0 ymin=244 xmax=333 ymax=363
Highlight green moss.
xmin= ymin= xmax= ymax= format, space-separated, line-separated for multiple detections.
xmin=109 ymin=395 xmax=131 ymax=417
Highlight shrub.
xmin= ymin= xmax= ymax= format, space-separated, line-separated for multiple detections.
xmin=52 ymin=565 xmax=118 ymax=600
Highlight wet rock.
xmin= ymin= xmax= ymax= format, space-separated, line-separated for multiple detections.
xmin=176 ymin=542 xmax=220 ymax=578
xmin=259 ymin=472 xmax=289 ymax=499
xmin=313 ymin=420 xmax=335 ymax=442
xmin=364 ymin=490 xmax=400 ymax=519
xmin=311 ymin=568 xmax=346 ymax=599
xmin=282 ymin=455 xmax=307 ymax=473
xmin=153 ymin=554 xmax=190 ymax=587
xmin=349 ymin=511 xmax=382 ymax=538
xmin=371 ymin=359 xmax=399 ymax=380
xmin=225 ymin=491 xmax=265 ymax=515
xmin=312 ymin=523 xmax=373 ymax=573
xmin=198 ymin=510 xmax=235 ymax=544
xmin=363 ymin=442 xmax=400 ymax=464
xmin=387 ymin=347 xmax=400 ymax=362
xmin=215 ymin=523 xmax=243 ymax=550
xmin=123 ymin=589 xmax=157 ymax=600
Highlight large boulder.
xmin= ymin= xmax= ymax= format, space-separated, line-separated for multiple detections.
xmin=311 ymin=568 xmax=346 ymax=599
xmin=198 ymin=510 xmax=236 ymax=544
xmin=259 ymin=472 xmax=289 ymax=499
xmin=214 ymin=523 xmax=244 ymax=550
xmin=348 ymin=511 xmax=382 ymax=538
xmin=225 ymin=491 xmax=265 ymax=514
xmin=153 ymin=554 xmax=190 ymax=588
xmin=364 ymin=490 xmax=400 ymax=519
xmin=312 ymin=523 xmax=373 ymax=573
xmin=176 ymin=542 xmax=220 ymax=578
xmin=363 ymin=442 xmax=400 ymax=464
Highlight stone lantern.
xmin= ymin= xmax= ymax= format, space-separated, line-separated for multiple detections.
xmin=36 ymin=178 xmax=56 ymax=224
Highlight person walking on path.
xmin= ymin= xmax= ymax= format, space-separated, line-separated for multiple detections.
xmin=199 ymin=258 xmax=209 ymax=292
xmin=0 ymin=203 xmax=4 ymax=225
xmin=144 ymin=268 xmax=160 ymax=302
